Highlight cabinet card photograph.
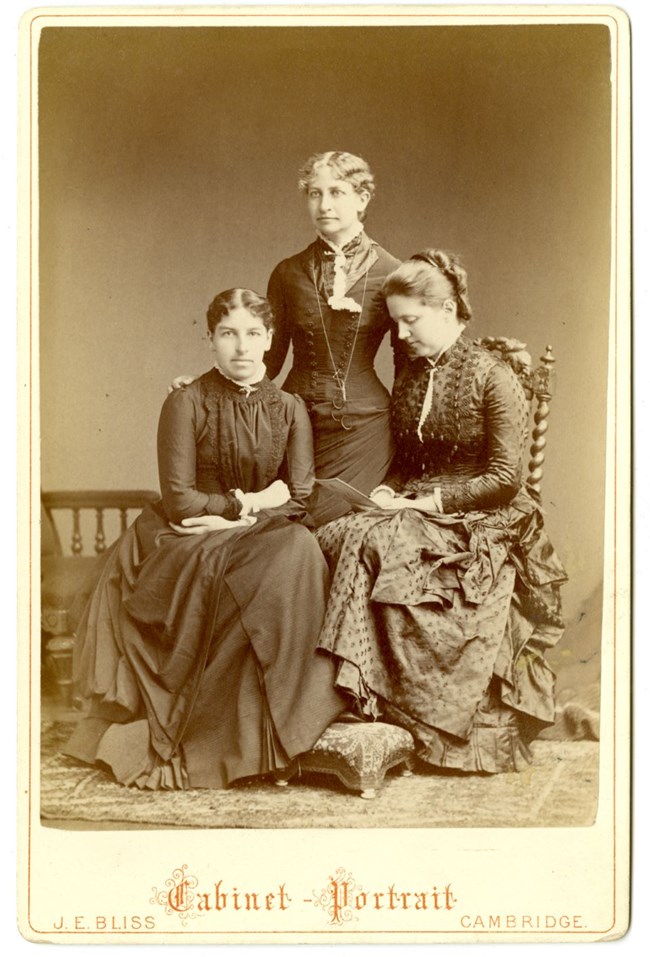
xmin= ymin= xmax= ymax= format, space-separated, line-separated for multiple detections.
xmin=18 ymin=3 xmax=631 ymax=945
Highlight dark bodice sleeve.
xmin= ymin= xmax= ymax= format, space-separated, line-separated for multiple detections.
xmin=157 ymin=387 xmax=235 ymax=524
xmin=439 ymin=362 xmax=528 ymax=513
xmin=266 ymin=261 xmax=292 ymax=380
xmin=281 ymin=394 xmax=316 ymax=507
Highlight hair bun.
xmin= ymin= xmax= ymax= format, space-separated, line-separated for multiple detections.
xmin=407 ymin=249 xmax=472 ymax=323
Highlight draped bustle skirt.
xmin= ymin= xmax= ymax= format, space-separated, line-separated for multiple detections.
xmin=64 ymin=506 xmax=345 ymax=789
xmin=315 ymin=491 xmax=567 ymax=773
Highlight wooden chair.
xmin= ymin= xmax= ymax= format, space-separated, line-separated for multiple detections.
xmin=41 ymin=489 xmax=159 ymax=707
xmin=279 ymin=339 xmax=558 ymax=799
xmin=474 ymin=336 xmax=557 ymax=493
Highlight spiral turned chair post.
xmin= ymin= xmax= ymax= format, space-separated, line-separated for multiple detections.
xmin=527 ymin=345 xmax=556 ymax=494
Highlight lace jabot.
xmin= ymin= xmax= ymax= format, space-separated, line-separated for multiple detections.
xmin=312 ymin=231 xmax=377 ymax=310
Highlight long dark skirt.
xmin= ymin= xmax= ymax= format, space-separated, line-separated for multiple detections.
xmin=306 ymin=400 xmax=394 ymax=526
xmin=64 ymin=505 xmax=345 ymax=789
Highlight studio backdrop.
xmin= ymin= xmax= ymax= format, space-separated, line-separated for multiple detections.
xmin=38 ymin=23 xmax=612 ymax=662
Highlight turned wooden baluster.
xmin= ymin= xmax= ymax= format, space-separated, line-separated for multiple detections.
xmin=527 ymin=345 xmax=556 ymax=494
xmin=95 ymin=507 xmax=106 ymax=553
xmin=71 ymin=508 xmax=82 ymax=554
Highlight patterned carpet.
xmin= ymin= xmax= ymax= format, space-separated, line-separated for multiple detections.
xmin=40 ymin=721 xmax=599 ymax=830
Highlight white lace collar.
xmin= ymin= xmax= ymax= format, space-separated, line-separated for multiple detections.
xmin=213 ymin=362 xmax=267 ymax=395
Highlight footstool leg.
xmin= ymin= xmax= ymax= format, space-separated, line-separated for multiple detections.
xmin=273 ymin=762 xmax=296 ymax=788
xmin=401 ymin=755 xmax=416 ymax=776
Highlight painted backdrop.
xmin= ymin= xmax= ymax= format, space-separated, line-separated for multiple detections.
xmin=39 ymin=25 xmax=612 ymax=680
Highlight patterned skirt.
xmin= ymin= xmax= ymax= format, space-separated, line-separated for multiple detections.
xmin=315 ymin=491 xmax=567 ymax=773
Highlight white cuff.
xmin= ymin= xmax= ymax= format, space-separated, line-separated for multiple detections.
xmin=370 ymin=484 xmax=396 ymax=498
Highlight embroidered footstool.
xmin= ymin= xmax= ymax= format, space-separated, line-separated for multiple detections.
xmin=277 ymin=722 xmax=416 ymax=799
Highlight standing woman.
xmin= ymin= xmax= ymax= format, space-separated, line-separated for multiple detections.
xmin=266 ymin=151 xmax=403 ymax=525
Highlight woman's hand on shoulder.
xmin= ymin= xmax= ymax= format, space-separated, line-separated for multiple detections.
xmin=170 ymin=514 xmax=257 ymax=535
xmin=167 ymin=374 xmax=198 ymax=395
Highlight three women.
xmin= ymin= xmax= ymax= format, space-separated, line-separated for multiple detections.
xmin=65 ymin=151 xmax=566 ymax=789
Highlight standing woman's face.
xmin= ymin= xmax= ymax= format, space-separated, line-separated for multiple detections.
xmin=306 ymin=166 xmax=369 ymax=246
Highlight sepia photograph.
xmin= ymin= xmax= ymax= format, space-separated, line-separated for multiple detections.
xmin=17 ymin=2 xmax=631 ymax=945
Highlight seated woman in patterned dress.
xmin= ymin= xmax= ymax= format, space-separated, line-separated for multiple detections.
xmin=316 ymin=250 xmax=568 ymax=773
xmin=64 ymin=288 xmax=345 ymax=789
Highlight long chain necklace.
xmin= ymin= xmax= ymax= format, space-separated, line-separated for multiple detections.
xmin=311 ymin=257 xmax=370 ymax=406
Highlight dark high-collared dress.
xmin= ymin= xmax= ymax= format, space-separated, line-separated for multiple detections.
xmin=315 ymin=337 xmax=568 ymax=773
xmin=64 ymin=368 xmax=345 ymax=789
xmin=267 ymin=234 xmax=403 ymax=525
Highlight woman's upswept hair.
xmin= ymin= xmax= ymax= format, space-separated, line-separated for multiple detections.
xmin=298 ymin=150 xmax=375 ymax=221
xmin=206 ymin=288 xmax=275 ymax=334
xmin=382 ymin=249 xmax=473 ymax=323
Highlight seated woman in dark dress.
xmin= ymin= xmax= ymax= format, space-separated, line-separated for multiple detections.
xmin=316 ymin=250 xmax=568 ymax=773
xmin=64 ymin=288 xmax=345 ymax=789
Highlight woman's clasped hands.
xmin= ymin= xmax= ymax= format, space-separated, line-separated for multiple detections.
xmin=171 ymin=514 xmax=256 ymax=535
xmin=238 ymin=479 xmax=291 ymax=515
xmin=170 ymin=480 xmax=291 ymax=535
